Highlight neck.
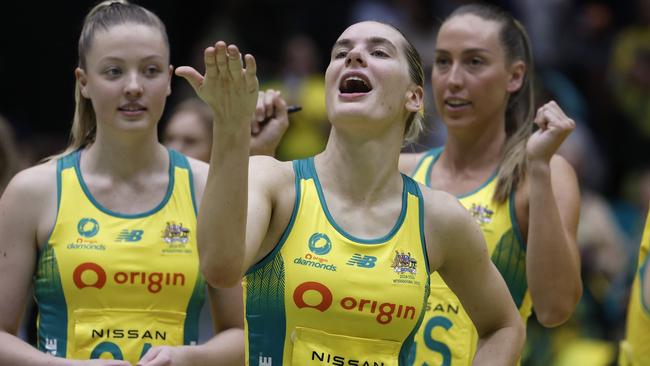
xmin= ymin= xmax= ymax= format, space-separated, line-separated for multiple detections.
xmin=316 ymin=125 xmax=404 ymax=205
xmin=83 ymin=130 xmax=168 ymax=179
xmin=441 ymin=119 xmax=507 ymax=173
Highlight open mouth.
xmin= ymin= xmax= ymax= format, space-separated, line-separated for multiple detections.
xmin=444 ymin=98 xmax=470 ymax=108
xmin=339 ymin=74 xmax=373 ymax=94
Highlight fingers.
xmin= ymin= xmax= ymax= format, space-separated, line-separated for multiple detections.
xmin=244 ymin=54 xmax=259 ymax=93
xmin=137 ymin=346 xmax=160 ymax=365
xmin=204 ymin=45 xmax=218 ymax=79
xmin=227 ymin=45 xmax=244 ymax=80
xmin=215 ymin=41 xmax=228 ymax=76
xmin=535 ymin=101 xmax=575 ymax=132
xmin=252 ymin=92 xmax=263 ymax=134
xmin=174 ymin=66 xmax=204 ymax=92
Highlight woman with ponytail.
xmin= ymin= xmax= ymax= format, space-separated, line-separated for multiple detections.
xmin=0 ymin=1 xmax=287 ymax=365
xmin=400 ymin=4 xmax=582 ymax=365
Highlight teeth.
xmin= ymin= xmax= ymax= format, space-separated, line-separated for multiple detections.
xmin=446 ymin=100 xmax=468 ymax=106
xmin=345 ymin=76 xmax=365 ymax=83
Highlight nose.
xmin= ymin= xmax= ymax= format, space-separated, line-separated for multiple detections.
xmin=124 ymin=71 xmax=143 ymax=98
xmin=345 ymin=49 xmax=367 ymax=67
xmin=447 ymin=63 xmax=463 ymax=91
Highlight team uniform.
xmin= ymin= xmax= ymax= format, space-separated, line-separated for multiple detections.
xmin=243 ymin=157 xmax=430 ymax=366
xmin=619 ymin=212 xmax=650 ymax=366
xmin=34 ymin=149 xmax=205 ymax=365
xmin=409 ymin=148 xmax=531 ymax=366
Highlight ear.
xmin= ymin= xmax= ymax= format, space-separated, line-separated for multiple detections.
xmin=166 ymin=65 xmax=174 ymax=96
xmin=75 ymin=67 xmax=89 ymax=98
xmin=405 ymin=85 xmax=424 ymax=113
xmin=506 ymin=60 xmax=526 ymax=93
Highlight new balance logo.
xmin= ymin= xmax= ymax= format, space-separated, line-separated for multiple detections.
xmin=346 ymin=254 xmax=377 ymax=268
xmin=259 ymin=356 xmax=272 ymax=366
xmin=116 ymin=229 xmax=144 ymax=242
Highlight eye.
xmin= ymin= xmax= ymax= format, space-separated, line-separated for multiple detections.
xmin=434 ymin=57 xmax=451 ymax=68
xmin=104 ymin=66 xmax=122 ymax=78
xmin=334 ymin=50 xmax=348 ymax=59
xmin=144 ymin=65 xmax=162 ymax=77
xmin=371 ymin=49 xmax=389 ymax=57
xmin=467 ymin=57 xmax=485 ymax=68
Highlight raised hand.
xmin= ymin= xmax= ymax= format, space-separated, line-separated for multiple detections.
xmin=527 ymin=100 xmax=576 ymax=164
xmin=176 ymin=41 xmax=259 ymax=134
xmin=250 ymin=89 xmax=289 ymax=156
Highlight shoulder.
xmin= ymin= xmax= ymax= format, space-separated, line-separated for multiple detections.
xmin=398 ymin=151 xmax=427 ymax=175
xmin=419 ymin=184 xmax=484 ymax=269
xmin=0 ymin=161 xmax=58 ymax=227
xmin=419 ymin=185 xmax=473 ymax=232
xmin=249 ymin=155 xmax=295 ymax=194
xmin=5 ymin=161 xmax=57 ymax=199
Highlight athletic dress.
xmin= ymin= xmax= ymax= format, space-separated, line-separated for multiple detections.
xmin=409 ymin=148 xmax=531 ymax=366
xmin=619 ymin=212 xmax=650 ymax=366
xmin=34 ymin=149 xmax=205 ymax=365
xmin=243 ymin=157 xmax=430 ymax=366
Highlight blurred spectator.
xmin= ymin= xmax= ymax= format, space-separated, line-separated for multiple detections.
xmin=609 ymin=0 xmax=650 ymax=170
xmin=162 ymin=98 xmax=213 ymax=163
xmin=264 ymin=34 xmax=329 ymax=160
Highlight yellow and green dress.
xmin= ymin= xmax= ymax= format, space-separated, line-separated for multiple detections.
xmin=243 ymin=157 xmax=430 ymax=365
xmin=34 ymin=149 xmax=205 ymax=365
xmin=409 ymin=147 xmax=531 ymax=366
xmin=619 ymin=212 xmax=650 ymax=366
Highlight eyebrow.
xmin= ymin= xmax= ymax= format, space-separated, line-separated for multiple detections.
xmin=99 ymin=54 xmax=167 ymax=63
xmin=331 ymin=36 xmax=398 ymax=53
xmin=435 ymin=47 xmax=492 ymax=55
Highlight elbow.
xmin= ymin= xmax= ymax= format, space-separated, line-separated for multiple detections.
xmin=535 ymin=283 xmax=582 ymax=328
xmin=200 ymin=259 xmax=243 ymax=289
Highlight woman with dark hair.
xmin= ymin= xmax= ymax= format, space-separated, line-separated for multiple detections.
xmin=400 ymin=4 xmax=582 ymax=365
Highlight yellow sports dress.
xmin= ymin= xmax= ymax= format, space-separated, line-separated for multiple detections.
xmin=619 ymin=212 xmax=650 ymax=366
xmin=409 ymin=148 xmax=531 ymax=366
xmin=243 ymin=157 xmax=430 ymax=366
xmin=34 ymin=149 xmax=205 ymax=365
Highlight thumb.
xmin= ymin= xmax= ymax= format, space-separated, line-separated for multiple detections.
xmin=175 ymin=66 xmax=204 ymax=92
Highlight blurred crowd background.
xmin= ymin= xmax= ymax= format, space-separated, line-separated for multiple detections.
xmin=1 ymin=0 xmax=649 ymax=365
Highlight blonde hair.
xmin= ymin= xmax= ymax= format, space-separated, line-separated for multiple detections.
xmin=446 ymin=4 xmax=535 ymax=203
xmin=51 ymin=0 xmax=169 ymax=160
xmin=369 ymin=22 xmax=425 ymax=145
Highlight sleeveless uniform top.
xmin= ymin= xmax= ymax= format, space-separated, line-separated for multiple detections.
xmin=243 ymin=157 xmax=430 ymax=366
xmin=409 ymin=148 xmax=530 ymax=366
xmin=34 ymin=149 xmax=205 ymax=365
xmin=619 ymin=212 xmax=650 ymax=366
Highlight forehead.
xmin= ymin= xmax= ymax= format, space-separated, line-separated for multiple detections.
xmin=86 ymin=23 xmax=168 ymax=62
xmin=336 ymin=21 xmax=405 ymax=48
xmin=436 ymin=14 xmax=502 ymax=51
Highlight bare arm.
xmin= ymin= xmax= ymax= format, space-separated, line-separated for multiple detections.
xmin=177 ymin=42 xmax=259 ymax=288
xmin=428 ymin=191 xmax=525 ymax=366
xmin=137 ymin=285 xmax=244 ymax=366
xmin=525 ymin=101 xmax=582 ymax=327
xmin=0 ymin=167 xmax=129 ymax=366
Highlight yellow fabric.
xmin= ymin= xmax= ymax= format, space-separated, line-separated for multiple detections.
xmin=619 ymin=212 xmax=650 ymax=366
xmin=34 ymin=151 xmax=204 ymax=365
xmin=410 ymin=150 xmax=531 ymax=366
xmin=243 ymin=159 xmax=429 ymax=365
